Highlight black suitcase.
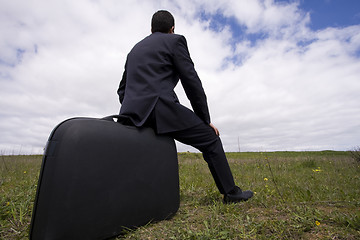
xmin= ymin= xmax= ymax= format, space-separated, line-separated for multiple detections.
xmin=30 ymin=115 xmax=179 ymax=240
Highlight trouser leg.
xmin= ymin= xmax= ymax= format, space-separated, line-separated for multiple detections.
xmin=164 ymin=123 xmax=236 ymax=194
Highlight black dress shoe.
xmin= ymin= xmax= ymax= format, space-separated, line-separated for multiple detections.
xmin=223 ymin=186 xmax=254 ymax=203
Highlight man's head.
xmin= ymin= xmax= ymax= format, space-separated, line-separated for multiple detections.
xmin=151 ymin=10 xmax=175 ymax=34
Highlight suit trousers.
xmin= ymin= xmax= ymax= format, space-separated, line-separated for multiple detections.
xmin=161 ymin=123 xmax=236 ymax=195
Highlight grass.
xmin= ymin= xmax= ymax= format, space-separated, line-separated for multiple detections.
xmin=1 ymin=151 xmax=360 ymax=239
xmin=1 ymin=155 xmax=41 ymax=239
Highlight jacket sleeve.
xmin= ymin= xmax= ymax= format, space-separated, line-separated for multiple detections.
xmin=117 ymin=62 xmax=127 ymax=104
xmin=173 ymin=35 xmax=211 ymax=124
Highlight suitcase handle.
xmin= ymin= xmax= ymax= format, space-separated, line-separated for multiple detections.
xmin=101 ymin=115 xmax=134 ymax=126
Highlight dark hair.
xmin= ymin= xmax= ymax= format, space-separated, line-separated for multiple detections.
xmin=151 ymin=10 xmax=174 ymax=33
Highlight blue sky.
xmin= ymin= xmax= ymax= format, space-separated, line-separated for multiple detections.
xmin=0 ymin=0 xmax=359 ymax=154
xmin=201 ymin=1 xmax=360 ymax=43
xmin=299 ymin=0 xmax=360 ymax=30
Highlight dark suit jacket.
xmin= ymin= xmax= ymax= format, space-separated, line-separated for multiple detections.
xmin=117 ymin=32 xmax=210 ymax=133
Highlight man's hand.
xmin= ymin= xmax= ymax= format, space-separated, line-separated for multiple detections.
xmin=209 ymin=123 xmax=220 ymax=136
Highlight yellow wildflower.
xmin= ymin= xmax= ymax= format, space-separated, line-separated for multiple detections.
xmin=315 ymin=221 xmax=320 ymax=226
xmin=312 ymin=167 xmax=322 ymax=172
xmin=264 ymin=177 xmax=268 ymax=181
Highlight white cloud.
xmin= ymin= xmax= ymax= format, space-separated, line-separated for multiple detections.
xmin=0 ymin=0 xmax=359 ymax=154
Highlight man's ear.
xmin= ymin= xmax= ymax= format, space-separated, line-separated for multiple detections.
xmin=169 ymin=26 xmax=175 ymax=34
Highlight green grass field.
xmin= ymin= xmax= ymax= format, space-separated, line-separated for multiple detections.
xmin=1 ymin=151 xmax=359 ymax=239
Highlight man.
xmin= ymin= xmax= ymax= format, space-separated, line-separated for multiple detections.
xmin=117 ymin=10 xmax=253 ymax=203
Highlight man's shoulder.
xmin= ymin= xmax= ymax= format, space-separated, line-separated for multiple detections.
xmin=149 ymin=32 xmax=185 ymax=41
xmin=130 ymin=33 xmax=187 ymax=55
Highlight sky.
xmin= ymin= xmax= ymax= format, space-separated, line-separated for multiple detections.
xmin=1 ymin=0 xmax=360 ymax=154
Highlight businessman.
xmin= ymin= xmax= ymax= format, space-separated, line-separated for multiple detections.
xmin=117 ymin=10 xmax=253 ymax=203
